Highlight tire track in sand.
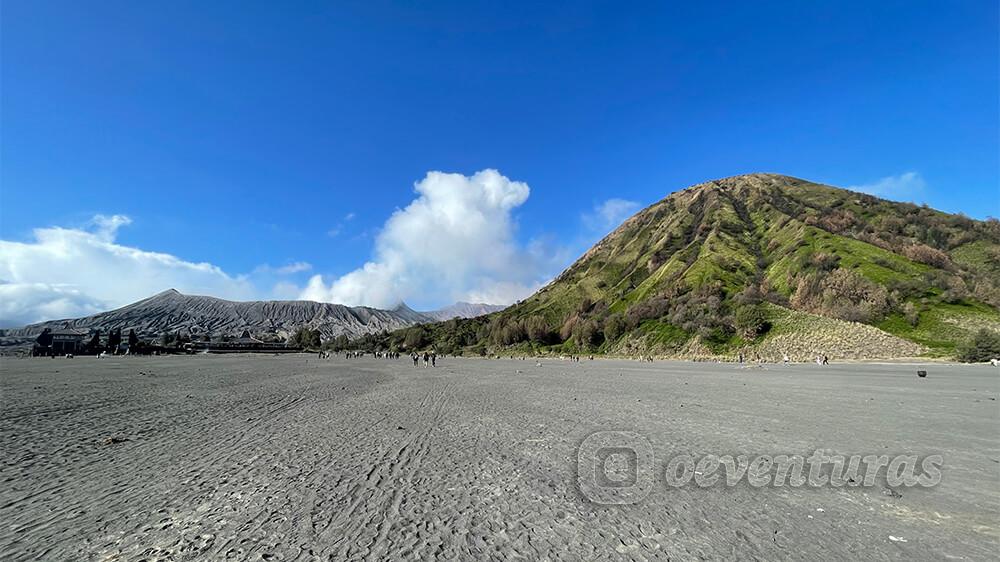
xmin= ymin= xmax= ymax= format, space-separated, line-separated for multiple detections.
xmin=317 ymin=381 xmax=453 ymax=560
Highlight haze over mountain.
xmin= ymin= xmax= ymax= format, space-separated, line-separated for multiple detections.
xmin=372 ymin=173 xmax=1000 ymax=360
xmin=3 ymin=289 xmax=502 ymax=341
xmin=421 ymin=302 xmax=507 ymax=322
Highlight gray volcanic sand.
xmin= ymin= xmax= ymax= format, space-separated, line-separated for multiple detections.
xmin=1 ymin=355 xmax=997 ymax=561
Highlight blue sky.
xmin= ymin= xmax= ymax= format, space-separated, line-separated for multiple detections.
xmin=1 ymin=1 xmax=998 ymax=324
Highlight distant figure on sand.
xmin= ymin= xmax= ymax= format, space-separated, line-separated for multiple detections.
xmin=423 ymin=352 xmax=429 ymax=367
xmin=783 ymin=353 xmax=789 ymax=365
xmin=412 ymin=353 xmax=418 ymax=367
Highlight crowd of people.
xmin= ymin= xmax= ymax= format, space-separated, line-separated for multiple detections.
xmin=317 ymin=348 xmax=840 ymax=367
xmin=735 ymin=351 xmax=829 ymax=366
xmin=410 ymin=352 xmax=436 ymax=367
xmin=319 ymin=350 xmax=405 ymax=360
xmin=316 ymin=349 xmax=440 ymax=367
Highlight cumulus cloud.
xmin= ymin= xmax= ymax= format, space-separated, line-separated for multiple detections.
xmin=0 ymin=217 xmax=257 ymax=327
xmin=583 ymin=198 xmax=641 ymax=232
xmin=0 ymin=283 xmax=107 ymax=328
xmin=301 ymin=169 xmax=556 ymax=308
xmin=848 ymin=172 xmax=927 ymax=201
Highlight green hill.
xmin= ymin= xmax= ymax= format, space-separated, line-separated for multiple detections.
xmin=363 ymin=173 xmax=1000 ymax=360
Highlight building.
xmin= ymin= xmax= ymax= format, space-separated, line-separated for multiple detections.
xmin=48 ymin=329 xmax=90 ymax=355
xmin=185 ymin=330 xmax=301 ymax=354
xmin=234 ymin=330 xmax=263 ymax=345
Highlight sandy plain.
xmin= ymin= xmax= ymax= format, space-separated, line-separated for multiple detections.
xmin=1 ymin=355 xmax=997 ymax=560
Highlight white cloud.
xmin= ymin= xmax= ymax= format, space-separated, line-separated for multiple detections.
xmin=275 ymin=261 xmax=312 ymax=274
xmin=91 ymin=214 xmax=133 ymax=240
xmin=583 ymin=198 xmax=641 ymax=232
xmin=271 ymin=281 xmax=304 ymax=300
xmin=0 ymin=283 xmax=106 ymax=328
xmin=301 ymin=169 xmax=555 ymax=308
xmin=254 ymin=261 xmax=313 ymax=275
xmin=327 ymin=213 xmax=356 ymax=238
xmin=0 ymin=217 xmax=256 ymax=327
xmin=848 ymin=172 xmax=926 ymax=201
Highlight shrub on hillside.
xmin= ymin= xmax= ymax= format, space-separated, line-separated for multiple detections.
xmin=879 ymin=215 xmax=906 ymax=235
xmin=525 ymin=316 xmax=556 ymax=344
xmin=956 ymin=329 xmax=1000 ymax=363
xmin=790 ymin=274 xmax=822 ymax=311
xmin=329 ymin=334 xmax=350 ymax=351
xmin=817 ymin=210 xmax=857 ymax=234
xmin=603 ymin=313 xmax=627 ymax=343
xmin=403 ymin=327 xmax=427 ymax=350
xmin=573 ymin=318 xmax=604 ymax=350
xmin=734 ymin=285 xmax=764 ymax=305
xmin=791 ymin=268 xmax=892 ymax=323
xmin=972 ymin=281 xmax=1000 ymax=308
xmin=810 ymin=252 xmax=841 ymax=272
xmin=648 ymin=248 xmax=671 ymax=272
xmin=559 ymin=314 xmax=580 ymax=343
xmin=489 ymin=318 xmax=527 ymax=346
xmin=625 ymin=295 xmax=672 ymax=329
xmin=289 ymin=327 xmax=322 ymax=349
xmin=734 ymin=304 xmax=771 ymax=340
xmin=903 ymin=243 xmax=952 ymax=269
xmin=902 ymin=302 xmax=920 ymax=327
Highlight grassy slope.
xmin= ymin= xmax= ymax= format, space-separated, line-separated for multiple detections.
xmin=878 ymin=301 xmax=1000 ymax=356
xmin=379 ymin=174 xmax=1000 ymax=359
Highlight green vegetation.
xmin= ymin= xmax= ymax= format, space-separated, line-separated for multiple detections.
xmin=956 ymin=329 xmax=1000 ymax=363
xmin=878 ymin=300 xmax=1000 ymax=356
xmin=288 ymin=327 xmax=322 ymax=350
xmin=346 ymin=174 xmax=1000 ymax=359
xmin=633 ymin=320 xmax=691 ymax=352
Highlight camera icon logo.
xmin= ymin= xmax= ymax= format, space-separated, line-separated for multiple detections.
xmin=577 ymin=431 xmax=654 ymax=505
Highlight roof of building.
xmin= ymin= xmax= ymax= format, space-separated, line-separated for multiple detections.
xmin=235 ymin=329 xmax=262 ymax=343
xmin=50 ymin=329 xmax=90 ymax=337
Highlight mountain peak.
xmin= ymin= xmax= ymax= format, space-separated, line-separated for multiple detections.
xmin=680 ymin=172 xmax=803 ymax=193
xmin=392 ymin=301 xmax=416 ymax=313
xmin=148 ymin=288 xmax=183 ymax=300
